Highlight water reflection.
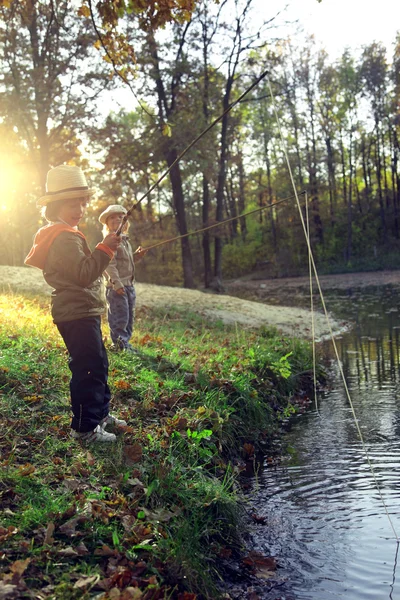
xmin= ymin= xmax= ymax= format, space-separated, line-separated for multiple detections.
xmin=251 ymin=285 xmax=400 ymax=600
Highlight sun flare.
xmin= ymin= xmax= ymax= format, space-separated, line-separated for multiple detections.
xmin=0 ymin=151 xmax=34 ymax=213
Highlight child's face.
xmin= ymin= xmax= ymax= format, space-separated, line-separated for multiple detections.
xmin=107 ymin=213 xmax=125 ymax=232
xmin=58 ymin=197 xmax=88 ymax=227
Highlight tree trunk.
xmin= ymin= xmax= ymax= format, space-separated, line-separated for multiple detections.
xmin=166 ymin=147 xmax=194 ymax=288
xmin=237 ymin=153 xmax=246 ymax=239
xmin=346 ymin=128 xmax=354 ymax=261
xmin=148 ymin=31 xmax=194 ymax=288
xmin=213 ymin=79 xmax=232 ymax=291
xmin=325 ymin=135 xmax=336 ymax=225
xmin=202 ymin=174 xmax=212 ymax=288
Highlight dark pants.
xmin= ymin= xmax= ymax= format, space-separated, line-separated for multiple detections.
xmin=57 ymin=316 xmax=110 ymax=432
xmin=106 ymin=285 xmax=136 ymax=347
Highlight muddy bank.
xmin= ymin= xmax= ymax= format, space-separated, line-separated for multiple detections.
xmin=0 ymin=266 xmax=344 ymax=340
xmin=227 ymin=269 xmax=400 ymax=293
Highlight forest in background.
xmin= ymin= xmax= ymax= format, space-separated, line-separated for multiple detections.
xmin=0 ymin=0 xmax=399 ymax=289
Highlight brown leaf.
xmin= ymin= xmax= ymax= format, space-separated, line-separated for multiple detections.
xmin=175 ymin=417 xmax=188 ymax=431
xmin=94 ymin=544 xmax=118 ymax=557
xmin=18 ymin=464 xmax=35 ymax=476
xmin=123 ymin=443 xmax=143 ymax=464
xmin=75 ymin=542 xmax=89 ymax=555
xmin=86 ymin=451 xmax=95 ymax=466
xmin=242 ymin=552 xmax=277 ymax=580
xmin=58 ymin=515 xmax=88 ymax=537
xmin=10 ymin=558 xmax=31 ymax=578
xmin=0 ymin=526 xmax=18 ymax=543
xmin=44 ymin=522 xmax=55 ymax=545
xmin=243 ymin=443 xmax=255 ymax=458
xmin=61 ymin=504 xmax=76 ymax=520
xmin=251 ymin=513 xmax=267 ymax=524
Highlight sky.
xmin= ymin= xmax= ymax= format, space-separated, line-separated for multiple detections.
xmin=279 ymin=0 xmax=399 ymax=59
xmin=102 ymin=0 xmax=399 ymax=117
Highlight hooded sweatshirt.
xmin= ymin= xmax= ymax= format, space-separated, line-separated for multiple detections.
xmin=25 ymin=223 xmax=114 ymax=323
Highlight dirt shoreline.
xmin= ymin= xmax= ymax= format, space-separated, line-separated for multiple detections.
xmin=0 ymin=265 xmax=347 ymax=340
xmin=227 ymin=269 xmax=400 ymax=291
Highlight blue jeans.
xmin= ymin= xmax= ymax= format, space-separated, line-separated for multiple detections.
xmin=106 ymin=285 xmax=136 ymax=348
xmin=56 ymin=316 xmax=110 ymax=432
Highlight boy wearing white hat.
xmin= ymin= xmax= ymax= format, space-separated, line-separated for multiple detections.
xmin=99 ymin=204 xmax=147 ymax=352
xmin=25 ymin=165 xmax=127 ymax=443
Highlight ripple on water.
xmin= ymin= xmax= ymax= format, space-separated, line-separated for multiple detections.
xmin=248 ymin=287 xmax=400 ymax=598
xmin=251 ymin=385 xmax=400 ymax=598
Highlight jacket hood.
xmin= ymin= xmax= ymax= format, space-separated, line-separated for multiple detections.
xmin=25 ymin=223 xmax=85 ymax=270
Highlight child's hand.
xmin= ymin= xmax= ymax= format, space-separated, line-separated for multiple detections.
xmin=116 ymin=288 xmax=125 ymax=296
xmin=103 ymin=233 xmax=121 ymax=252
xmin=134 ymin=245 xmax=148 ymax=259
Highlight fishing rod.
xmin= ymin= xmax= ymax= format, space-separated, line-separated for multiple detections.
xmin=132 ymin=192 xmax=305 ymax=255
xmin=116 ymin=67 xmax=270 ymax=236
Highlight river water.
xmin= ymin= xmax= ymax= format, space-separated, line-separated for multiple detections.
xmin=249 ymin=284 xmax=400 ymax=600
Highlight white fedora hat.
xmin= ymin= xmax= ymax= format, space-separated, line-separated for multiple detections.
xmin=37 ymin=165 xmax=95 ymax=207
xmin=99 ymin=204 xmax=128 ymax=225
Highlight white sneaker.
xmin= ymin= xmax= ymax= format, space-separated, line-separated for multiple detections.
xmin=100 ymin=414 xmax=127 ymax=428
xmin=71 ymin=424 xmax=116 ymax=443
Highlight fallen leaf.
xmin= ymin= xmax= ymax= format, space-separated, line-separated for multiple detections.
xmin=121 ymin=588 xmax=143 ymax=599
xmin=44 ymin=522 xmax=55 ymax=545
xmin=0 ymin=582 xmax=18 ymax=599
xmin=86 ymin=451 xmax=95 ymax=466
xmin=75 ymin=542 xmax=89 ymax=555
xmin=8 ymin=558 xmax=31 ymax=582
xmin=141 ymin=506 xmax=181 ymax=522
xmin=94 ymin=544 xmax=118 ymax=557
xmin=58 ymin=516 xmax=88 ymax=537
xmin=126 ymin=477 xmax=145 ymax=488
xmin=251 ymin=514 xmax=267 ymax=524
xmin=123 ymin=444 xmax=143 ymax=464
xmin=57 ymin=547 xmax=79 ymax=557
xmin=0 ymin=526 xmax=18 ymax=543
xmin=243 ymin=443 xmax=255 ymax=457
xmin=63 ymin=479 xmax=81 ymax=491
xmin=18 ymin=464 xmax=35 ymax=476
xmin=242 ymin=551 xmax=277 ymax=580
xmin=73 ymin=574 xmax=100 ymax=589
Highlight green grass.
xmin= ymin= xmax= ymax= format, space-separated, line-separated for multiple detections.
xmin=0 ymin=291 xmax=318 ymax=598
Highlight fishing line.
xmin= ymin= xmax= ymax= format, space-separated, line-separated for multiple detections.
xmin=390 ymin=541 xmax=399 ymax=599
xmin=115 ymin=67 xmax=271 ymax=235
xmin=132 ymin=192 xmax=302 ymax=254
xmin=266 ymin=76 xmax=400 ymax=541
xmin=305 ymin=191 xmax=319 ymax=417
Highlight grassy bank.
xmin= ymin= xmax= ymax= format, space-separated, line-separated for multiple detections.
xmin=0 ymin=291 xmax=317 ymax=599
